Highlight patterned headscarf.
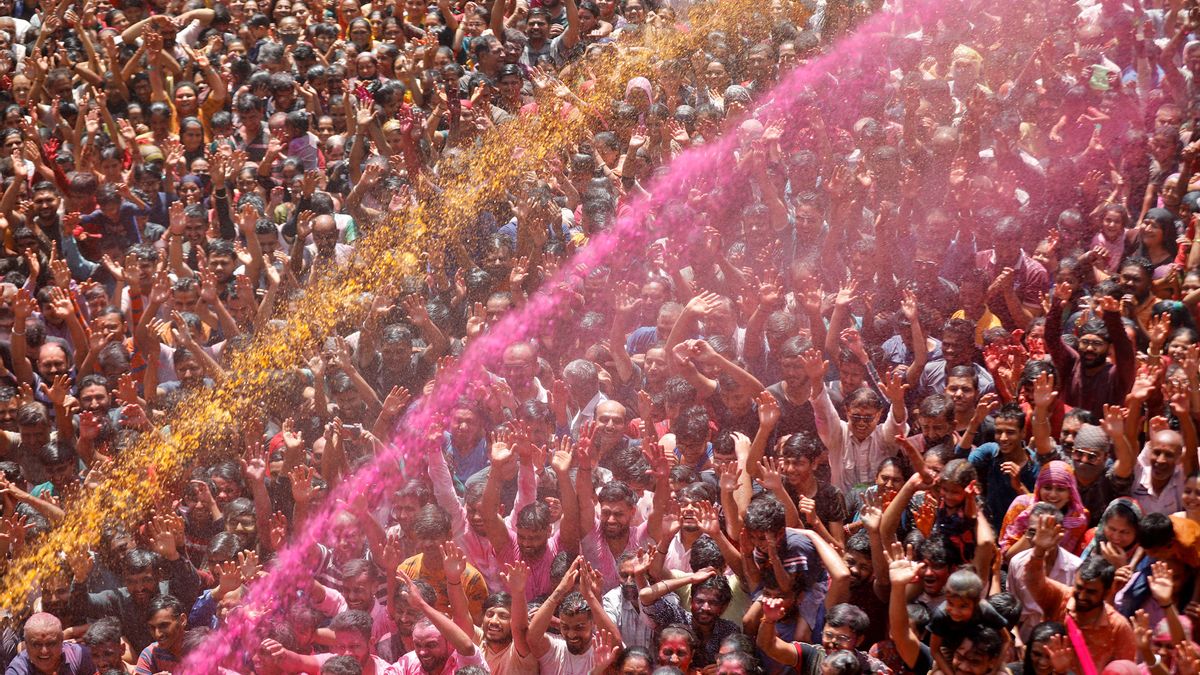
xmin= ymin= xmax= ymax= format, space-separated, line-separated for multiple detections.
xmin=1003 ymin=461 xmax=1090 ymax=554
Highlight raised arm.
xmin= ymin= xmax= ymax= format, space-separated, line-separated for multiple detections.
xmin=480 ymin=444 xmax=516 ymax=552
xmin=757 ymin=597 xmax=802 ymax=666
xmin=1024 ymin=514 xmax=1071 ymax=617
xmin=439 ymin=541 xmax=479 ymax=634
xmin=901 ymin=288 xmax=928 ymax=388
xmin=399 ymin=568 xmax=479 ymax=655
xmin=500 ymin=561 xmax=533 ymax=658
xmin=803 ymin=528 xmax=851 ymax=607
xmin=885 ymin=542 xmax=926 ymax=671
xmin=527 ymin=557 xmax=580 ymax=657
xmin=560 ymin=0 xmax=580 ymax=49
xmin=550 ymin=435 xmax=581 ymax=555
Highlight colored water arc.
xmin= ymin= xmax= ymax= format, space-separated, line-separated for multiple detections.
xmin=182 ymin=0 xmax=1029 ymax=668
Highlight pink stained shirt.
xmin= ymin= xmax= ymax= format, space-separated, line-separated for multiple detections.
xmin=497 ymin=524 xmax=564 ymax=600
xmin=580 ymin=516 xmax=651 ymax=593
xmin=427 ymin=438 xmax=538 ymax=591
xmin=314 ymin=653 xmax=395 ymax=675
xmin=385 ymin=647 xmax=487 ymax=675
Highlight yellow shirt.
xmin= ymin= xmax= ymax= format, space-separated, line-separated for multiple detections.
xmin=398 ymin=553 xmax=490 ymax=624
xmin=952 ymin=308 xmax=1003 ymax=345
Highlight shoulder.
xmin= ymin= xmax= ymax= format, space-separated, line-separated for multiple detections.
xmin=968 ymin=443 xmax=999 ymax=461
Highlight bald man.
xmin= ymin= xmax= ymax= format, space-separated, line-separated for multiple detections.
xmin=5 ymin=613 xmax=94 ymax=675
xmin=593 ymin=400 xmax=633 ymax=467
xmin=1131 ymin=429 xmax=1190 ymax=514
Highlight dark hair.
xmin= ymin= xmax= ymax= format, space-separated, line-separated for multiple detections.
xmin=147 ymin=594 xmax=185 ymax=619
xmin=1139 ymin=512 xmax=1176 ymax=550
xmin=717 ymin=651 xmax=761 ymax=675
xmin=945 ymin=365 xmax=978 ymax=388
xmin=778 ymin=431 xmax=824 ymax=464
xmin=825 ymin=603 xmax=869 ymax=636
xmin=845 ymin=530 xmax=871 ymax=557
xmin=822 ymin=650 xmax=862 ymax=675
xmin=558 ymin=591 xmax=591 ymax=618
xmin=692 ymin=574 xmax=733 ymax=606
xmin=321 ymin=655 xmax=363 ymax=675
xmin=744 ymin=495 xmax=786 ymax=533
xmin=410 ymin=504 xmax=452 ymax=540
xmin=516 ymin=502 xmax=552 ymax=531
xmin=123 ymin=549 xmax=162 ymax=577
xmin=918 ymin=394 xmax=955 ymax=423
xmin=329 ymin=610 xmax=373 ymax=640
xmin=483 ymin=591 xmax=512 ymax=613
xmin=596 ymin=480 xmax=638 ymax=506
xmin=618 ymin=647 xmax=655 ymax=672
xmin=82 ymin=617 xmax=123 ymax=646
xmin=688 ymin=536 xmax=724 ymax=570
xmin=1077 ymin=556 xmax=1116 ymax=589
xmin=1024 ymin=621 xmax=1068 ymax=675
xmin=988 ymin=592 xmax=1022 ymax=628
xmin=993 ymin=402 xmax=1026 ymax=429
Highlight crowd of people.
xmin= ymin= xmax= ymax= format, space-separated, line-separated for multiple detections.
xmin=1 ymin=0 xmax=1199 ymax=672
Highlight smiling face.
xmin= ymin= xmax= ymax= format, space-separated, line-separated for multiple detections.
xmin=1038 ymin=481 xmax=1071 ymax=510
xmin=148 ymin=608 xmax=187 ymax=653
xmin=483 ymin=605 xmax=512 ymax=643
xmin=24 ymin=625 xmax=64 ymax=673
xmin=558 ymin=611 xmax=593 ymax=654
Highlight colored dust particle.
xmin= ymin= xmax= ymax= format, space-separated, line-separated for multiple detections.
xmin=182 ymin=0 xmax=962 ymax=668
xmin=0 ymin=0 xmax=808 ymax=617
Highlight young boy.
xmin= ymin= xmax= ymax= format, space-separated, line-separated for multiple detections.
xmin=927 ymin=569 xmax=1007 ymax=674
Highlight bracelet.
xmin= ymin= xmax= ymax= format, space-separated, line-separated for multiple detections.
xmin=11 ymin=330 xmax=24 ymax=336
xmin=447 ymin=581 xmax=460 ymax=586
xmin=655 ymin=547 xmax=668 ymax=556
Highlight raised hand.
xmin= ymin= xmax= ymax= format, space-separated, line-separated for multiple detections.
xmin=499 ymin=560 xmax=529 ymax=594
xmin=717 ymin=462 xmax=742 ymax=493
xmin=215 ymin=560 xmax=243 ymax=595
xmin=550 ymin=435 xmax=574 ymax=474
xmin=1043 ymin=635 xmax=1076 ymax=675
xmin=241 ymin=442 xmax=268 ymax=484
xmin=798 ymin=348 xmax=828 ymax=383
xmin=1129 ymin=363 xmax=1162 ymax=402
xmin=1150 ymin=559 xmax=1177 ymax=608
xmin=1031 ymin=514 xmax=1064 ymax=553
xmin=859 ymin=490 xmax=883 ymax=532
xmin=884 ymin=542 xmax=924 ymax=586
xmin=289 ymin=465 xmax=315 ymax=504
xmin=146 ymin=513 xmax=182 ymax=559
xmin=592 ymin=630 xmax=623 ymax=673
xmin=1031 ymin=371 xmax=1058 ymax=410
xmin=756 ymin=391 xmax=781 ymax=428
xmin=440 ymin=540 xmax=467 ymax=583
xmin=757 ymin=457 xmax=786 ymax=492
xmin=762 ymin=596 xmax=789 ymax=622
xmin=879 ymin=368 xmax=909 ymax=404
xmin=694 ymin=500 xmax=723 ymax=539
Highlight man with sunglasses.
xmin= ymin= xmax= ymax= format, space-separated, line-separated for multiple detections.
xmin=1070 ymin=422 xmax=1134 ymax=528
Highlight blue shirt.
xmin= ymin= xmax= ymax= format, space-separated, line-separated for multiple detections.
xmin=5 ymin=642 xmax=94 ymax=675
xmin=625 ymin=326 xmax=659 ymax=355
xmin=967 ymin=443 xmax=1040 ymax=531
xmin=443 ymin=433 xmax=489 ymax=488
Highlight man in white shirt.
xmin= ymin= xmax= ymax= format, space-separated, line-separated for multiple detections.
xmin=1007 ymin=504 xmax=1082 ymax=641
xmin=811 ymin=368 xmax=909 ymax=495
xmin=1131 ymin=429 xmax=1189 ymax=515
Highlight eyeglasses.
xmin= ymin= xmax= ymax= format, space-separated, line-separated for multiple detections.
xmin=822 ymin=631 xmax=854 ymax=646
xmin=1077 ymin=339 xmax=1107 ymax=348
xmin=848 ymin=413 xmax=876 ymax=423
